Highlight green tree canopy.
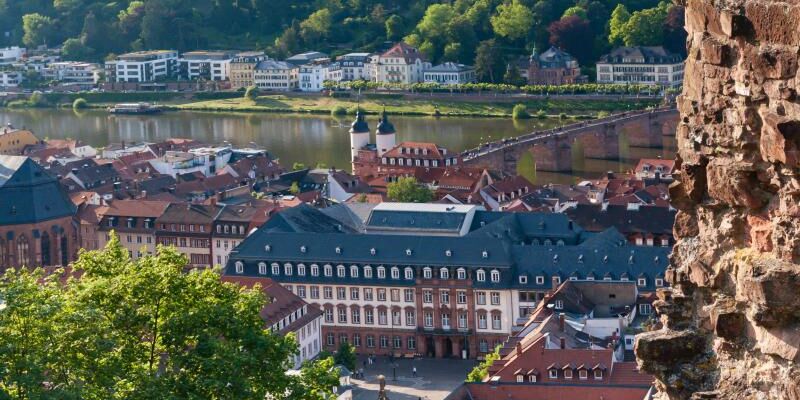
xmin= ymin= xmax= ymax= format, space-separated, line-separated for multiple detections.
xmin=466 ymin=346 xmax=501 ymax=382
xmin=490 ymin=0 xmax=534 ymax=41
xmin=333 ymin=342 xmax=357 ymax=371
xmin=387 ymin=176 xmax=434 ymax=203
xmin=562 ymin=6 xmax=588 ymax=20
xmin=300 ymin=8 xmax=333 ymax=44
xmin=0 ymin=235 xmax=339 ymax=399
xmin=22 ymin=13 xmax=54 ymax=47
xmin=385 ymin=14 xmax=404 ymax=41
xmin=621 ymin=2 xmax=670 ymax=46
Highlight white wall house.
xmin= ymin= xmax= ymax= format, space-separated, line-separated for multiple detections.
xmin=105 ymin=50 xmax=178 ymax=83
xmin=596 ymin=46 xmax=684 ymax=87
xmin=0 ymin=70 xmax=23 ymax=87
xmin=254 ymin=60 xmax=298 ymax=91
xmin=41 ymin=62 xmax=101 ymax=87
xmin=178 ymin=51 xmax=235 ymax=81
xmin=423 ymin=62 xmax=476 ymax=85
xmin=298 ymin=61 xmax=342 ymax=92
xmin=0 ymin=47 xmax=25 ymax=65
xmin=375 ymin=42 xmax=431 ymax=84
xmin=338 ymin=53 xmax=372 ymax=81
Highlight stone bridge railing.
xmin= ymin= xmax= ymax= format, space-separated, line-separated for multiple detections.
xmin=461 ymin=106 xmax=678 ymax=162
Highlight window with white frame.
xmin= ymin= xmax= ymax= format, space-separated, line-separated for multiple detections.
xmin=258 ymin=262 xmax=266 ymax=275
xmin=337 ymin=265 xmax=346 ymax=277
xmin=350 ymin=265 xmax=359 ymax=278
xmin=391 ymin=267 xmax=400 ymax=279
xmin=457 ymin=268 xmax=466 ymax=280
xmin=423 ymin=290 xmax=432 ymax=303
xmin=457 ymin=290 xmax=466 ymax=304
xmin=554 ymin=300 xmax=564 ymax=309
xmin=516 ymin=375 xmax=524 ymax=383
xmin=655 ymin=278 xmax=664 ymax=287
xmin=404 ymin=267 xmax=414 ymax=280
xmin=377 ymin=289 xmax=386 ymax=301
xmin=490 ymin=292 xmax=500 ymax=305
xmin=564 ymin=369 xmax=573 ymax=379
xmin=324 ymin=308 xmax=333 ymax=323
xmin=639 ymin=303 xmax=652 ymax=315
xmin=579 ymin=370 xmax=588 ymax=380
xmin=518 ymin=275 xmax=527 ymax=284
xmin=378 ymin=309 xmax=388 ymax=325
xmin=440 ymin=290 xmax=449 ymax=305
xmin=536 ymin=275 xmax=545 ymax=285
xmin=424 ymin=311 xmax=433 ymax=327
xmin=284 ymin=263 xmax=293 ymax=276
xmin=405 ymin=310 xmax=415 ymax=326
xmin=364 ymin=266 xmax=372 ymax=278
xmin=491 ymin=313 xmax=501 ymax=330
xmin=324 ymin=264 xmax=333 ymax=276
xmin=637 ymin=278 xmax=647 ymax=287
xmin=549 ymin=369 xmax=558 ymax=379
xmin=594 ymin=369 xmax=603 ymax=380
xmin=404 ymin=289 xmax=414 ymax=302
xmin=476 ymin=291 xmax=486 ymax=305
xmin=235 ymin=261 xmax=244 ymax=274
xmin=338 ymin=308 xmax=347 ymax=323
xmin=440 ymin=268 xmax=449 ymax=279
xmin=323 ymin=287 xmax=333 ymax=299
xmin=364 ymin=288 xmax=373 ymax=301
xmin=491 ymin=270 xmax=500 ymax=282
xmin=423 ymin=267 xmax=432 ymax=279
xmin=478 ymin=313 xmax=487 ymax=329
xmin=271 ymin=263 xmax=280 ymax=275
xmin=377 ymin=267 xmax=386 ymax=279
xmin=458 ymin=312 xmax=467 ymax=328
xmin=351 ymin=287 xmax=360 ymax=300
xmin=311 ymin=264 xmax=319 ymax=276
xmin=476 ymin=270 xmax=486 ymax=282
xmin=297 ymin=264 xmax=306 ymax=276
xmin=365 ymin=308 xmax=374 ymax=324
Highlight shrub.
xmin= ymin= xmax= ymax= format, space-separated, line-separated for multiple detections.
xmin=535 ymin=109 xmax=547 ymax=119
xmin=512 ymin=104 xmax=530 ymax=120
xmin=72 ymin=98 xmax=88 ymax=110
xmin=244 ymin=86 xmax=259 ymax=101
xmin=331 ymin=105 xmax=347 ymax=116
xmin=559 ymin=112 xmax=568 ymax=120
xmin=7 ymin=100 xmax=28 ymax=109
xmin=596 ymin=111 xmax=610 ymax=118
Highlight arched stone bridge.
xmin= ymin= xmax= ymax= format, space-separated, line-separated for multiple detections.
xmin=461 ymin=107 xmax=679 ymax=174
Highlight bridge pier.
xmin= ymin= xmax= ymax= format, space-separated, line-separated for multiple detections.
xmin=530 ymin=138 xmax=572 ymax=172
xmin=581 ymin=124 xmax=620 ymax=160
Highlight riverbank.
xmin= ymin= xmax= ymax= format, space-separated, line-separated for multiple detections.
xmin=171 ymin=94 xmax=662 ymax=117
xmin=3 ymin=91 xmax=663 ymax=118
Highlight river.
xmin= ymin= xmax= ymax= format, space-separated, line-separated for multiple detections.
xmin=0 ymin=108 xmax=676 ymax=184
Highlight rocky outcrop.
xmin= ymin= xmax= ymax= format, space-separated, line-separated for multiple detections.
xmin=635 ymin=0 xmax=800 ymax=398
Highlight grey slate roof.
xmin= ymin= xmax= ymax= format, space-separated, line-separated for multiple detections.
xmin=599 ymin=46 xmax=683 ymax=64
xmin=255 ymin=60 xmax=296 ymax=70
xmin=0 ymin=156 xmax=76 ymax=225
xmin=425 ymin=62 xmax=474 ymax=72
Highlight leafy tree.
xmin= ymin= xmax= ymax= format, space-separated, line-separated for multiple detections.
xmin=387 ymin=177 xmax=434 ymax=203
xmin=562 ymin=6 xmax=588 ymax=20
xmin=443 ymin=42 xmax=463 ymax=62
xmin=608 ymin=4 xmax=631 ymax=46
xmin=289 ymin=181 xmax=301 ymax=195
xmin=333 ymin=342 xmax=357 ymax=371
xmin=516 ymin=150 xmax=537 ymax=183
xmin=0 ymin=235 xmax=340 ymax=399
xmin=512 ymin=103 xmax=530 ymax=119
xmin=547 ymin=16 xmax=594 ymax=66
xmin=504 ymin=65 xmax=526 ymax=86
xmin=474 ymin=39 xmax=504 ymax=83
xmin=621 ymin=2 xmax=670 ymax=46
xmin=490 ymin=0 xmax=534 ymax=41
xmin=300 ymin=8 xmax=333 ymax=44
xmin=22 ymin=13 xmax=54 ymax=47
xmin=62 ymin=37 xmax=93 ymax=60
xmin=465 ymin=346 xmax=501 ymax=382
xmin=385 ymin=14 xmax=404 ymax=41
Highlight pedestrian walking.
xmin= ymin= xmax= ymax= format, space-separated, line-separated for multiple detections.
xmin=412 ymin=366 xmax=417 ymax=377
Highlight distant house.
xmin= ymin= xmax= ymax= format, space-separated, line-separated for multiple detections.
xmin=298 ymin=59 xmax=342 ymax=92
xmin=254 ymin=60 xmax=298 ymax=91
xmin=41 ymin=62 xmax=101 ymax=88
xmin=0 ymin=46 xmax=25 ymax=65
xmin=0 ymin=70 xmax=24 ymax=88
xmin=229 ymin=51 xmax=269 ymax=89
xmin=0 ymin=127 xmax=40 ymax=155
xmin=423 ymin=62 xmax=476 ymax=85
xmin=337 ymin=52 xmax=373 ymax=81
xmin=519 ymin=46 xmax=587 ymax=85
xmin=178 ymin=50 xmax=237 ymax=81
xmin=286 ymin=51 xmax=329 ymax=66
xmin=596 ymin=46 xmax=684 ymax=86
xmin=105 ymin=50 xmax=179 ymax=82
xmin=374 ymin=42 xmax=431 ymax=84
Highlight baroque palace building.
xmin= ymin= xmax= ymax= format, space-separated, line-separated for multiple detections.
xmin=224 ymin=202 xmax=669 ymax=359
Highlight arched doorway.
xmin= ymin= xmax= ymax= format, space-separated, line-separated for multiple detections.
xmin=41 ymin=232 xmax=51 ymax=266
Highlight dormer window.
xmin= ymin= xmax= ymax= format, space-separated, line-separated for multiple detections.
xmin=265 ymin=245 xmax=271 ymax=252
xmin=406 ymin=249 xmax=412 ymax=256
xmin=370 ymin=248 xmax=376 ymax=255
xmin=637 ymin=278 xmax=647 ymax=287
xmin=554 ymin=300 xmax=564 ymax=310
xmin=423 ymin=267 xmax=432 ymax=279
xmin=655 ymin=278 xmax=664 ymax=287
xmin=284 ymin=263 xmax=293 ymax=276
xmin=335 ymin=246 xmax=342 ymax=254
xmin=377 ymin=266 xmax=386 ymax=279
xmin=350 ymin=265 xmax=359 ymax=278
xmin=482 ymin=250 xmax=489 ymax=258
xmin=445 ymin=249 xmax=452 ymax=257
xmin=235 ymin=261 xmax=244 ymax=274
xmin=440 ymin=268 xmax=449 ymax=279
xmin=337 ymin=265 xmax=346 ymax=277
xmin=391 ymin=267 xmax=400 ymax=279
xmin=519 ymin=275 xmax=528 ymax=284
xmin=271 ymin=263 xmax=280 ymax=275
xmin=564 ymin=369 xmax=573 ymax=379
xmin=300 ymin=245 xmax=307 ymax=253
xmin=577 ymin=254 xmax=583 ymax=263
xmin=364 ymin=265 xmax=372 ymax=278
xmin=594 ymin=369 xmax=603 ymax=380
xmin=579 ymin=370 xmax=588 ymax=380
xmin=535 ymin=276 xmax=545 ymax=285
xmin=457 ymin=268 xmax=466 ymax=280
xmin=548 ymin=369 xmax=558 ymax=379
xmin=258 ymin=262 xmax=267 ymax=275
xmin=490 ymin=270 xmax=500 ymax=283
xmin=476 ymin=270 xmax=486 ymax=282
xmin=404 ymin=267 xmax=414 ymax=280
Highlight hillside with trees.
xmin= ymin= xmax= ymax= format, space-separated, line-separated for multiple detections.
xmin=2 ymin=0 xmax=686 ymax=80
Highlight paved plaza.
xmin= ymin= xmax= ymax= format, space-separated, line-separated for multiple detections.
xmin=351 ymin=355 xmax=477 ymax=400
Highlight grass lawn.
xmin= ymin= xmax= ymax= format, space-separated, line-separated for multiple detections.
xmin=171 ymin=94 xmax=661 ymax=117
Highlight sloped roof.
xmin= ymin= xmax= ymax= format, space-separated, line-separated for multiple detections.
xmin=0 ymin=156 xmax=76 ymax=225
xmin=381 ymin=42 xmax=426 ymax=63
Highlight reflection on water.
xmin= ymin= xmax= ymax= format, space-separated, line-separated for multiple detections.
xmin=0 ymin=108 xmax=676 ymax=184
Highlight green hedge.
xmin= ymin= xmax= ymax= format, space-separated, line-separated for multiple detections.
xmin=363 ymin=93 xmax=404 ymax=100
xmin=43 ymin=92 xmax=182 ymax=104
xmin=193 ymin=92 xmax=241 ymax=100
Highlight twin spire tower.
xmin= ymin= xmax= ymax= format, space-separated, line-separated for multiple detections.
xmin=349 ymin=108 xmax=397 ymax=162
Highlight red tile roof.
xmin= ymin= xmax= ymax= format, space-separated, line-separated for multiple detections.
xmin=463 ymin=382 xmax=651 ymax=400
xmin=221 ymin=276 xmax=322 ymax=333
xmin=381 ymin=42 xmax=427 ymax=63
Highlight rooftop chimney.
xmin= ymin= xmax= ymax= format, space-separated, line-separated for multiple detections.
xmin=560 ymin=337 xmax=566 ymax=349
xmin=559 ymin=313 xmax=565 ymax=332
xmin=515 ymin=342 xmax=522 ymax=357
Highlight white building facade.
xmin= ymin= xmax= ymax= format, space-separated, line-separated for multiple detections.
xmin=178 ymin=51 xmax=235 ymax=81
xmin=596 ymin=46 xmax=684 ymax=87
xmin=375 ymin=42 xmax=431 ymax=84
xmin=423 ymin=62 xmax=477 ymax=85
xmin=254 ymin=60 xmax=298 ymax=91
xmin=105 ymin=50 xmax=179 ymax=83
